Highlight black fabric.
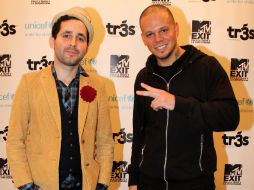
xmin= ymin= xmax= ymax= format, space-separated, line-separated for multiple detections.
xmin=138 ymin=172 xmax=215 ymax=190
xmin=18 ymin=183 xmax=40 ymax=190
xmin=128 ymin=45 xmax=239 ymax=186
xmin=96 ymin=183 xmax=108 ymax=190
xmin=59 ymin=173 xmax=82 ymax=190
xmin=57 ymin=84 xmax=82 ymax=189
xmin=154 ymin=49 xmax=188 ymax=82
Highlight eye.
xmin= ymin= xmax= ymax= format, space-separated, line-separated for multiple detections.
xmin=160 ymin=28 xmax=169 ymax=33
xmin=62 ymin=33 xmax=72 ymax=39
xmin=77 ymin=36 xmax=85 ymax=42
xmin=145 ymin=32 xmax=154 ymax=38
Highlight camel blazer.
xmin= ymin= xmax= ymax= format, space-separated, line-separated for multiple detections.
xmin=7 ymin=66 xmax=114 ymax=190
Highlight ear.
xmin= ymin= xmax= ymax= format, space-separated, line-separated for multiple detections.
xmin=49 ymin=36 xmax=55 ymax=49
xmin=141 ymin=33 xmax=147 ymax=46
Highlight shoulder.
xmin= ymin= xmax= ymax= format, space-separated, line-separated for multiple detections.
xmin=22 ymin=66 xmax=50 ymax=80
xmin=84 ymin=73 xmax=111 ymax=95
xmin=18 ymin=67 xmax=51 ymax=90
xmin=136 ymin=67 xmax=149 ymax=81
xmin=18 ymin=70 xmax=42 ymax=87
xmin=88 ymin=73 xmax=105 ymax=86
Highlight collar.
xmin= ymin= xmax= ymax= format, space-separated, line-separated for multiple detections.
xmin=51 ymin=64 xmax=88 ymax=80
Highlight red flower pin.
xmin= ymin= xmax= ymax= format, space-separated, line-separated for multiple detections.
xmin=80 ymin=85 xmax=97 ymax=102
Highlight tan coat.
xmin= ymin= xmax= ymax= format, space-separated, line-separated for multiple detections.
xmin=6 ymin=66 xmax=114 ymax=190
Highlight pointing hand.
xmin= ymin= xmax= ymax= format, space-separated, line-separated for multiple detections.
xmin=136 ymin=83 xmax=175 ymax=111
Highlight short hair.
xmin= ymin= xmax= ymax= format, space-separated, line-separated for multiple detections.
xmin=139 ymin=4 xmax=175 ymax=25
xmin=51 ymin=15 xmax=89 ymax=43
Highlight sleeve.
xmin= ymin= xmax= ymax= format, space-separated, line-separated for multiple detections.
xmin=6 ymin=75 xmax=34 ymax=187
xmin=18 ymin=183 xmax=40 ymax=190
xmin=174 ymin=57 xmax=240 ymax=132
xmin=95 ymin=183 xmax=108 ymax=190
xmin=95 ymin=81 xmax=114 ymax=186
xmin=128 ymin=73 xmax=145 ymax=186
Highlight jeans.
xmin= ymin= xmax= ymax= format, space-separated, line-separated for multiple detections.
xmin=138 ymin=173 xmax=215 ymax=190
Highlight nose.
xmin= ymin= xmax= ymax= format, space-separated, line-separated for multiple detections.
xmin=70 ymin=36 xmax=77 ymax=46
xmin=154 ymin=33 xmax=163 ymax=42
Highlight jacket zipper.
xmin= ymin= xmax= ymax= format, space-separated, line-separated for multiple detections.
xmin=153 ymin=69 xmax=182 ymax=190
xmin=199 ymin=134 xmax=204 ymax=172
xmin=139 ymin=144 xmax=146 ymax=167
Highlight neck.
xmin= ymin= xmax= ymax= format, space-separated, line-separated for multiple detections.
xmin=54 ymin=63 xmax=79 ymax=86
xmin=158 ymin=46 xmax=185 ymax=67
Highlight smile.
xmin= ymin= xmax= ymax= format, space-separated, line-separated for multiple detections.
xmin=155 ymin=44 xmax=166 ymax=50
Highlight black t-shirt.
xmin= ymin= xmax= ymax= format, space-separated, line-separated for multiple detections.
xmin=155 ymin=50 xmax=189 ymax=82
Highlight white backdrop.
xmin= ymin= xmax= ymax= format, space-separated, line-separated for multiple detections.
xmin=1 ymin=0 xmax=253 ymax=190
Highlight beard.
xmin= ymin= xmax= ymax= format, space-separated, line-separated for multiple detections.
xmin=61 ymin=56 xmax=83 ymax=66
xmin=56 ymin=48 xmax=84 ymax=67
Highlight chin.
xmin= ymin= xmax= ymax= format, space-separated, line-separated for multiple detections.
xmin=156 ymin=51 xmax=172 ymax=60
xmin=63 ymin=61 xmax=79 ymax=67
xmin=155 ymin=54 xmax=170 ymax=60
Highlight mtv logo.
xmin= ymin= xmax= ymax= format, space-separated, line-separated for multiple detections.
xmin=224 ymin=164 xmax=242 ymax=176
xmin=0 ymin=158 xmax=8 ymax=169
xmin=112 ymin=161 xmax=128 ymax=173
xmin=0 ymin=54 xmax=11 ymax=66
xmin=231 ymin=58 xmax=249 ymax=71
xmin=110 ymin=55 xmax=129 ymax=68
xmin=192 ymin=20 xmax=211 ymax=33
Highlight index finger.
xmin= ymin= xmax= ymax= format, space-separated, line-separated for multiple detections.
xmin=136 ymin=90 xmax=157 ymax=98
xmin=140 ymin=83 xmax=158 ymax=92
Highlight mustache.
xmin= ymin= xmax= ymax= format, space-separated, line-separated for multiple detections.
xmin=65 ymin=47 xmax=79 ymax=53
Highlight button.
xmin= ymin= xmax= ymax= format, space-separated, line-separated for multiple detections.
xmin=69 ymin=156 xmax=73 ymax=160
xmin=68 ymin=120 xmax=71 ymax=124
xmin=69 ymin=168 xmax=73 ymax=172
xmin=70 ymin=144 xmax=73 ymax=147
xmin=70 ymin=132 xmax=73 ymax=136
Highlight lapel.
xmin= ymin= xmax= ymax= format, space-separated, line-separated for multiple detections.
xmin=78 ymin=75 xmax=90 ymax=138
xmin=40 ymin=67 xmax=61 ymax=133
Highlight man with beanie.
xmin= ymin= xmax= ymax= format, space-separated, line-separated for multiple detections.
xmin=7 ymin=7 xmax=114 ymax=190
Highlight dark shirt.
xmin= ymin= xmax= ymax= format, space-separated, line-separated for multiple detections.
xmin=52 ymin=65 xmax=87 ymax=114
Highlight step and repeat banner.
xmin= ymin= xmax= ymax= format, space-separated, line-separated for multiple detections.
xmin=1 ymin=0 xmax=253 ymax=189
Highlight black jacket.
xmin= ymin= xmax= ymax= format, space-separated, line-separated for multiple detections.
xmin=128 ymin=45 xmax=240 ymax=186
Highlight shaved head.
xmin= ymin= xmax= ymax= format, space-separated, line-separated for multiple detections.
xmin=139 ymin=5 xmax=175 ymax=26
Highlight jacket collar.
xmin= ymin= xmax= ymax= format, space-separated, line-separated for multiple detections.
xmin=39 ymin=66 xmax=91 ymax=137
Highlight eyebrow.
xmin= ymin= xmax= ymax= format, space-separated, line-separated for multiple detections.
xmin=62 ymin=30 xmax=86 ymax=37
xmin=144 ymin=26 xmax=169 ymax=33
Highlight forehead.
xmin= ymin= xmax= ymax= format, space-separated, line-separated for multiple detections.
xmin=140 ymin=11 xmax=174 ymax=31
xmin=59 ymin=19 xmax=87 ymax=33
xmin=141 ymin=10 xmax=173 ymax=23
